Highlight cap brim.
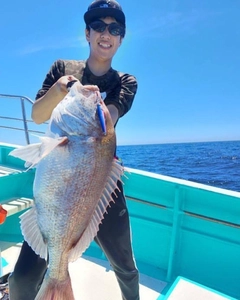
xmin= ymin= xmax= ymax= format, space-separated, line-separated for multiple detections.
xmin=84 ymin=8 xmax=125 ymax=26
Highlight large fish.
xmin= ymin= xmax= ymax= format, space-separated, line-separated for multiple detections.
xmin=10 ymin=83 xmax=123 ymax=300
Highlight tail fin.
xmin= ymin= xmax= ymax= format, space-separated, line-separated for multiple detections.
xmin=35 ymin=273 xmax=74 ymax=300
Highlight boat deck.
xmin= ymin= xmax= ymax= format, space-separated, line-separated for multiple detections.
xmin=1 ymin=242 xmax=166 ymax=300
xmin=0 ymin=242 xmax=236 ymax=300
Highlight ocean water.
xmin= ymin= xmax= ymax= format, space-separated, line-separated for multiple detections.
xmin=117 ymin=140 xmax=240 ymax=192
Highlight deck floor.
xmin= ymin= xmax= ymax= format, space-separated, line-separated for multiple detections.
xmin=164 ymin=277 xmax=235 ymax=300
xmin=1 ymin=243 xmax=235 ymax=300
xmin=1 ymin=243 xmax=166 ymax=300
xmin=70 ymin=256 xmax=166 ymax=300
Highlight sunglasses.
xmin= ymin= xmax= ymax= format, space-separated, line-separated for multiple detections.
xmin=89 ymin=20 xmax=125 ymax=37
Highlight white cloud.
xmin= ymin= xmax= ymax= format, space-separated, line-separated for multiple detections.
xmin=18 ymin=35 xmax=88 ymax=55
xmin=133 ymin=10 xmax=222 ymax=38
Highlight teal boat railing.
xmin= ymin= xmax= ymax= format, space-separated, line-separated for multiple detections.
xmin=122 ymin=168 xmax=240 ymax=299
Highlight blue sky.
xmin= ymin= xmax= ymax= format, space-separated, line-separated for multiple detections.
xmin=1 ymin=0 xmax=240 ymax=145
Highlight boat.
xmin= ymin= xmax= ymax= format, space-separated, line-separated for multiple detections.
xmin=0 ymin=93 xmax=240 ymax=299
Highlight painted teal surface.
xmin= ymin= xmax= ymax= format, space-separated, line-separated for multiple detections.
xmin=1 ymin=257 xmax=8 ymax=268
xmin=0 ymin=145 xmax=27 ymax=170
xmin=1 ymin=144 xmax=240 ymax=299
xmin=0 ymin=144 xmax=35 ymax=242
xmin=0 ymin=211 xmax=30 ymax=243
xmin=0 ymin=172 xmax=34 ymax=202
xmin=122 ymin=170 xmax=240 ymax=299
xmin=162 ymin=276 xmax=237 ymax=300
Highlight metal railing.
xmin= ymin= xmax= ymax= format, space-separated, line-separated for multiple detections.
xmin=0 ymin=93 xmax=46 ymax=144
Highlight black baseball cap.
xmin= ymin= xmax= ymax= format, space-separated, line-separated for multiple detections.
xmin=84 ymin=0 xmax=126 ymax=27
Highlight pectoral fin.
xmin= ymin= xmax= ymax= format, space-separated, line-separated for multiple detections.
xmin=9 ymin=136 xmax=68 ymax=169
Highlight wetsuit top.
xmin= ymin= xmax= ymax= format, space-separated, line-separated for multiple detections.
xmin=35 ymin=59 xmax=138 ymax=119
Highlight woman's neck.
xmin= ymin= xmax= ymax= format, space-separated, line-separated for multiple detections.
xmin=87 ymin=57 xmax=112 ymax=76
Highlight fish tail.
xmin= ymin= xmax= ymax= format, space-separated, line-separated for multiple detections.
xmin=35 ymin=273 xmax=74 ymax=300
